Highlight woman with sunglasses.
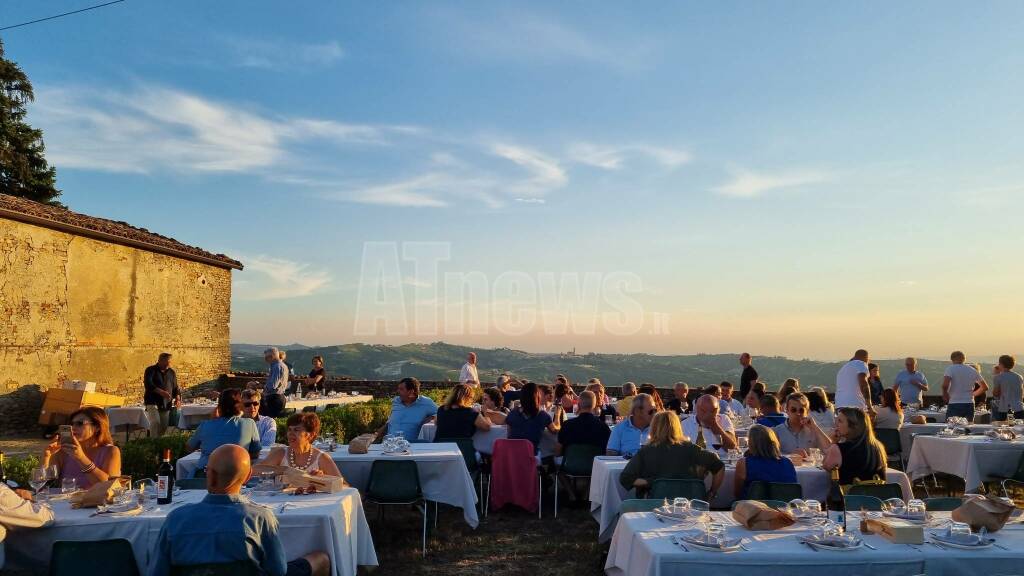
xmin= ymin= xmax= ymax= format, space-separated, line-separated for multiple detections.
xmin=262 ymin=412 xmax=343 ymax=478
xmin=243 ymin=389 xmax=278 ymax=446
xmin=41 ymin=406 xmax=121 ymax=489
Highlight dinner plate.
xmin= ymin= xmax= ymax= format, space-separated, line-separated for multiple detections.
xmin=800 ymin=536 xmax=864 ymax=551
xmin=677 ymin=535 xmax=743 ymax=552
xmin=654 ymin=508 xmax=711 ymax=524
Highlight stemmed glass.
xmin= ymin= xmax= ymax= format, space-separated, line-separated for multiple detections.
xmin=30 ymin=469 xmax=49 ymax=499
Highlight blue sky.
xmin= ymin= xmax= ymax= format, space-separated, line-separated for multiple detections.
xmin=5 ymin=1 xmax=1024 ymax=359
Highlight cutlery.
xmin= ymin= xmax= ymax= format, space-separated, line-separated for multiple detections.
xmin=993 ymin=542 xmax=1009 ymax=551
xmin=800 ymin=540 xmax=819 ymax=552
xmin=863 ymin=542 xmax=877 ymax=550
xmin=669 ymin=536 xmax=689 ymax=552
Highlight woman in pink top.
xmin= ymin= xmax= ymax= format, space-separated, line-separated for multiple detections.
xmin=41 ymin=406 xmax=122 ymax=489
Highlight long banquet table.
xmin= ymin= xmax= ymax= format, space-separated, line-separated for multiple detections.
xmin=605 ymin=510 xmax=1024 ymax=576
xmin=177 ymin=442 xmax=480 ymax=527
xmin=418 ymin=423 xmax=559 ymax=457
xmin=899 ymin=423 xmax=994 ymax=456
xmin=4 ymin=487 xmax=377 ymax=576
xmin=906 ymin=434 xmax=1024 ymax=492
xmin=589 ymin=456 xmax=913 ymax=542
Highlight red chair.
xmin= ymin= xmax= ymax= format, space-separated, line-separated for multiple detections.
xmin=488 ymin=438 xmax=543 ymax=517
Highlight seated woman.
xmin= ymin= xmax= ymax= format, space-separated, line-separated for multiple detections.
xmin=733 ymin=424 xmax=797 ymax=499
xmin=506 ymin=381 xmax=558 ymax=454
xmin=262 ymin=412 xmax=343 ymax=478
xmin=435 ymin=384 xmax=492 ymax=439
xmin=481 ymin=387 xmax=509 ymax=424
xmin=755 ymin=395 xmax=788 ymax=427
xmin=41 ymin=406 xmax=121 ymax=489
xmin=777 ymin=378 xmax=800 ymax=402
xmin=873 ymin=388 xmax=904 ymax=430
xmin=823 ymin=407 xmax=887 ymax=485
xmin=242 ymin=389 xmax=278 ymax=447
xmin=638 ymin=383 xmax=666 ymax=412
xmin=554 ymin=382 xmax=577 ymax=412
xmin=619 ymin=411 xmax=725 ymax=501
xmin=807 ymin=387 xmax=835 ymax=433
xmin=744 ymin=381 xmax=767 ymax=415
xmin=186 ymin=388 xmax=262 ymax=477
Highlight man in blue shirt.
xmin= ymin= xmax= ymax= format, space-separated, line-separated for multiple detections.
xmin=894 ymin=357 xmax=929 ymax=407
xmin=606 ymin=393 xmax=654 ymax=456
xmin=151 ymin=444 xmax=329 ymax=576
xmin=261 ymin=347 xmax=289 ymax=418
xmin=378 ymin=377 xmax=438 ymax=440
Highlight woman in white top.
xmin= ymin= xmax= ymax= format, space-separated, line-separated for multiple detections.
xmin=872 ymin=389 xmax=904 ymax=430
xmin=807 ymin=387 xmax=836 ymax=434
xmin=263 ymin=412 xmax=343 ymax=478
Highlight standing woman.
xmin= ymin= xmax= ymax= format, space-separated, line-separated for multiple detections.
xmin=867 ymin=364 xmax=885 ymax=406
xmin=41 ymin=407 xmax=121 ymax=489
xmin=823 ymin=407 xmax=887 ymax=485
xmin=307 ymin=356 xmax=327 ymax=395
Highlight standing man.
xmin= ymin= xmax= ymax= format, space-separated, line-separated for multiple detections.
xmin=992 ymin=355 xmax=1024 ymax=422
xmin=460 ymin=352 xmax=479 ymax=386
xmin=739 ymin=353 xmax=758 ymax=402
xmin=835 ymin=349 xmax=873 ymax=413
xmin=144 ymin=352 xmax=180 ymax=437
xmin=943 ymin=351 xmax=988 ymax=422
xmin=894 ymin=357 xmax=929 ymax=407
xmin=261 ymin=348 xmax=288 ymax=418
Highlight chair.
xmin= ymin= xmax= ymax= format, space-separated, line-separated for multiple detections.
xmin=301 ymin=405 xmax=318 ymax=413
xmin=647 ymin=479 xmax=706 ymax=501
xmin=323 ymin=404 xmax=340 ymax=410
xmin=746 ymin=481 xmax=803 ymax=502
xmin=437 ymin=437 xmax=484 ymax=514
xmin=171 ymin=562 xmax=259 ymax=576
xmin=554 ymin=443 xmax=604 ymax=518
xmin=364 ymin=460 xmax=429 ymax=557
xmin=924 ymin=497 xmax=963 ymax=511
xmin=874 ymin=428 xmax=903 ymax=469
xmin=488 ymin=439 xmax=544 ymax=518
xmin=844 ymin=494 xmax=884 ymax=511
xmin=50 ymin=539 xmax=140 ymax=576
xmin=846 ymin=482 xmax=904 ymax=501
xmin=620 ymin=499 xmax=665 ymax=513
xmin=730 ymin=499 xmax=788 ymax=510
xmin=1001 ymin=478 xmax=1024 ymax=507
xmin=176 ymin=478 xmax=208 ymax=490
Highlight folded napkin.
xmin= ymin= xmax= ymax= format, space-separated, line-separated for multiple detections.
xmin=732 ymin=500 xmax=795 ymax=530
xmin=952 ymin=494 xmax=1015 ymax=533
xmin=70 ymin=479 xmax=118 ymax=509
xmin=801 ymin=534 xmax=860 ymax=548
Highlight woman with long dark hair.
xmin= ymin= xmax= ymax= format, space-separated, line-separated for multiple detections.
xmin=41 ymin=406 xmax=121 ymax=489
xmin=823 ymin=407 xmax=887 ymax=484
xmin=506 ymin=381 xmax=558 ymax=453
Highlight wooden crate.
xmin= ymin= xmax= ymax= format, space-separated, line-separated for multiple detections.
xmin=38 ymin=389 xmax=125 ymax=425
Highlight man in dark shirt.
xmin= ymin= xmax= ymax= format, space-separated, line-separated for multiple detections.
xmin=667 ymin=382 xmax=689 ymax=415
xmin=144 ymin=352 xmax=181 ymax=437
xmin=555 ymin=391 xmax=610 ymax=502
xmin=739 ymin=353 xmax=758 ymax=401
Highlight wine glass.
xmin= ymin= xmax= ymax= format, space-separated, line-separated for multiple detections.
xmin=30 ymin=469 xmax=48 ymax=498
xmin=46 ymin=465 xmax=59 ymax=489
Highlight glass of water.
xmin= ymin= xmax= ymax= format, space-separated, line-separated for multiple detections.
xmin=61 ymin=477 xmax=77 ymax=494
xmin=805 ymin=500 xmax=822 ymax=517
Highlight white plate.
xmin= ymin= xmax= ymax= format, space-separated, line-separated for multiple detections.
xmin=801 ymin=537 xmax=863 ymax=551
xmin=654 ymin=509 xmax=711 ymax=523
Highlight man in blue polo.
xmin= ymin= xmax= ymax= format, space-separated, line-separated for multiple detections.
xmin=378 ymin=377 xmax=437 ymax=440
xmin=606 ymin=393 xmax=654 ymax=457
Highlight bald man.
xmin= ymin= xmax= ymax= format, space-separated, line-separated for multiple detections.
xmin=152 ymin=445 xmax=330 ymax=576
xmin=682 ymin=394 xmax=738 ymax=455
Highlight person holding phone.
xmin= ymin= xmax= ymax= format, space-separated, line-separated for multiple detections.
xmin=41 ymin=407 xmax=122 ymax=489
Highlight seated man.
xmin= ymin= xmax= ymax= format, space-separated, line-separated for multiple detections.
xmin=152 ymin=444 xmax=329 ymax=576
xmin=719 ymin=381 xmax=745 ymax=415
xmin=616 ymin=383 xmax=638 ymax=417
xmin=243 ymin=389 xmax=278 ymax=447
xmin=755 ymin=395 xmax=788 ymax=427
xmin=557 ymin=391 xmax=611 ymax=455
xmin=606 ymin=393 xmax=654 ymax=456
xmin=376 ymin=377 xmax=437 ymax=441
xmin=666 ymin=382 xmax=689 ymax=415
xmin=682 ymin=394 xmax=738 ymax=455
xmin=1 ymin=483 xmax=54 ymax=563
xmin=772 ymin=392 xmax=831 ymax=455
xmin=587 ymin=381 xmax=618 ymax=422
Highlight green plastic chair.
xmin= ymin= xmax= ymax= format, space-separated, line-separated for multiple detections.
xmin=924 ymin=497 xmax=963 ymax=511
xmin=364 ymin=459 xmax=429 ymax=557
xmin=730 ymin=499 xmax=788 ymax=510
xmin=620 ymin=499 xmax=664 ymax=513
xmin=874 ymin=428 xmax=903 ymax=468
xmin=746 ymin=481 xmax=803 ymax=502
xmin=301 ymin=405 xmax=318 ymax=413
xmin=554 ymin=444 xmax=605 ymax=518
xmin=50 ymin=539 xmax=140 ymax=576
xmin=171 ymin=562 xmax=259 ymax=576
xmin=647 ymin=479 xmax=706 ymax=501
xmin=844 ymin=494 xmax=884 ymax=511
xmin=176 ymin=478 xmax=208 ymax=490
xmin=847 ymin=482 xmax=904 ymax=501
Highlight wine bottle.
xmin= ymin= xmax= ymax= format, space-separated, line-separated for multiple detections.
xmin=0 ymin=451 xmax=7 ymax=486
xmin=157 ymin=448 xmax=175 ymax=504
xmin=826 ymin=466 xmax=846 ymax=530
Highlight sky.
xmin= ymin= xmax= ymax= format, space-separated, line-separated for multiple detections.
xmin=4 ymin=1 xmax=1024 ymax=360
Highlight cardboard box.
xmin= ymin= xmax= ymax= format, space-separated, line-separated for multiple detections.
xmin=39 ymin=389 xmax=125 ymax=425
xmin=865 ymin=517 xmax=925 ymax=544
xmin=65 ymin=380 xmax=97 ymax=392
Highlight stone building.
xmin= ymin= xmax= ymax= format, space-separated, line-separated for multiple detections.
xmin=0 ymin=194 xmax=242 ymax=435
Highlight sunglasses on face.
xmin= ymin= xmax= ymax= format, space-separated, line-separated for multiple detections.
xmin=244 ymin=401 xmax=260 ymax=407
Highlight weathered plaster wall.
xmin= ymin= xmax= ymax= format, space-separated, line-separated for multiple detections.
xmin=0 ymin=218 xmax=232 ymax=433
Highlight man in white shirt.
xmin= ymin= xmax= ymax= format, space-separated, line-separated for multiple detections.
xmin=719 ymin=381 xmax=745 ymax=415
xmin=682 ymin=394 xmax=737 ymax=456
xmin=835 ymin=349 xmax=874 ymax=413
xmin=1 ymin=483 xmax=54 ymax=566
xmin=943 ymin=350 xmax=988 ymax=422
xmin=459 ymin=352 xmax=479 ymax=386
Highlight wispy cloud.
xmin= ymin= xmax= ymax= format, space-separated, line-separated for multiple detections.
xmin=568 ymin=142 xmax=691 ymax=170
xmin=222 ymin=37 xmax=344 ymax=70
xmin=491 ymin=144 xmax=567 ymax=196
xmin=234 ymin=254 xmax=332 ymax=300
xmin=713 ymin=168 xmax=832 ymax=198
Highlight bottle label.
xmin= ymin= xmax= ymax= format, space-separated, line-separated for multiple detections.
xmin=158 ymin=476 xmax=170 ymax=497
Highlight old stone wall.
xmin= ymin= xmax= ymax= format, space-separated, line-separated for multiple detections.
xmin=0 ymin=218 xmax=233 ymax=435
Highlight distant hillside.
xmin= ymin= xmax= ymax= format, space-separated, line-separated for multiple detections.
xmin=229 ymin=342 xmax=979 ymax=392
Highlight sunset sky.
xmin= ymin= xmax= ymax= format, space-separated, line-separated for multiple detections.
xmin=6 ymin=1 xmax=1024 ymax=360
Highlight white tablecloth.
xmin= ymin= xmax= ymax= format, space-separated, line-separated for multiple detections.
xmin=589 ymin=457 xmax=913 ymax=542
xmin=418 ymin=423 xmax=558 ymax=457
xmin=177 ymin=442 xmax=480 ymax=528
xmin=106 ymin=407 xmax=150 ymax=432
xmin=177 ymin=404 xmax=217 ymax=430
xmin=906 ymin=435 xmax=1024 ymax=491
xmin=899 ymin=424 xmax=994 ymax=457
xmin=605 ymin=511 xmax=1024 ymax=576
xmin=5 ymin=488 xmax=377 ymax=576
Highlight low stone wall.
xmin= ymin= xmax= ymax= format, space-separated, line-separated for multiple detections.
xmin=0 ymin=385 xmax=45 ymax=436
